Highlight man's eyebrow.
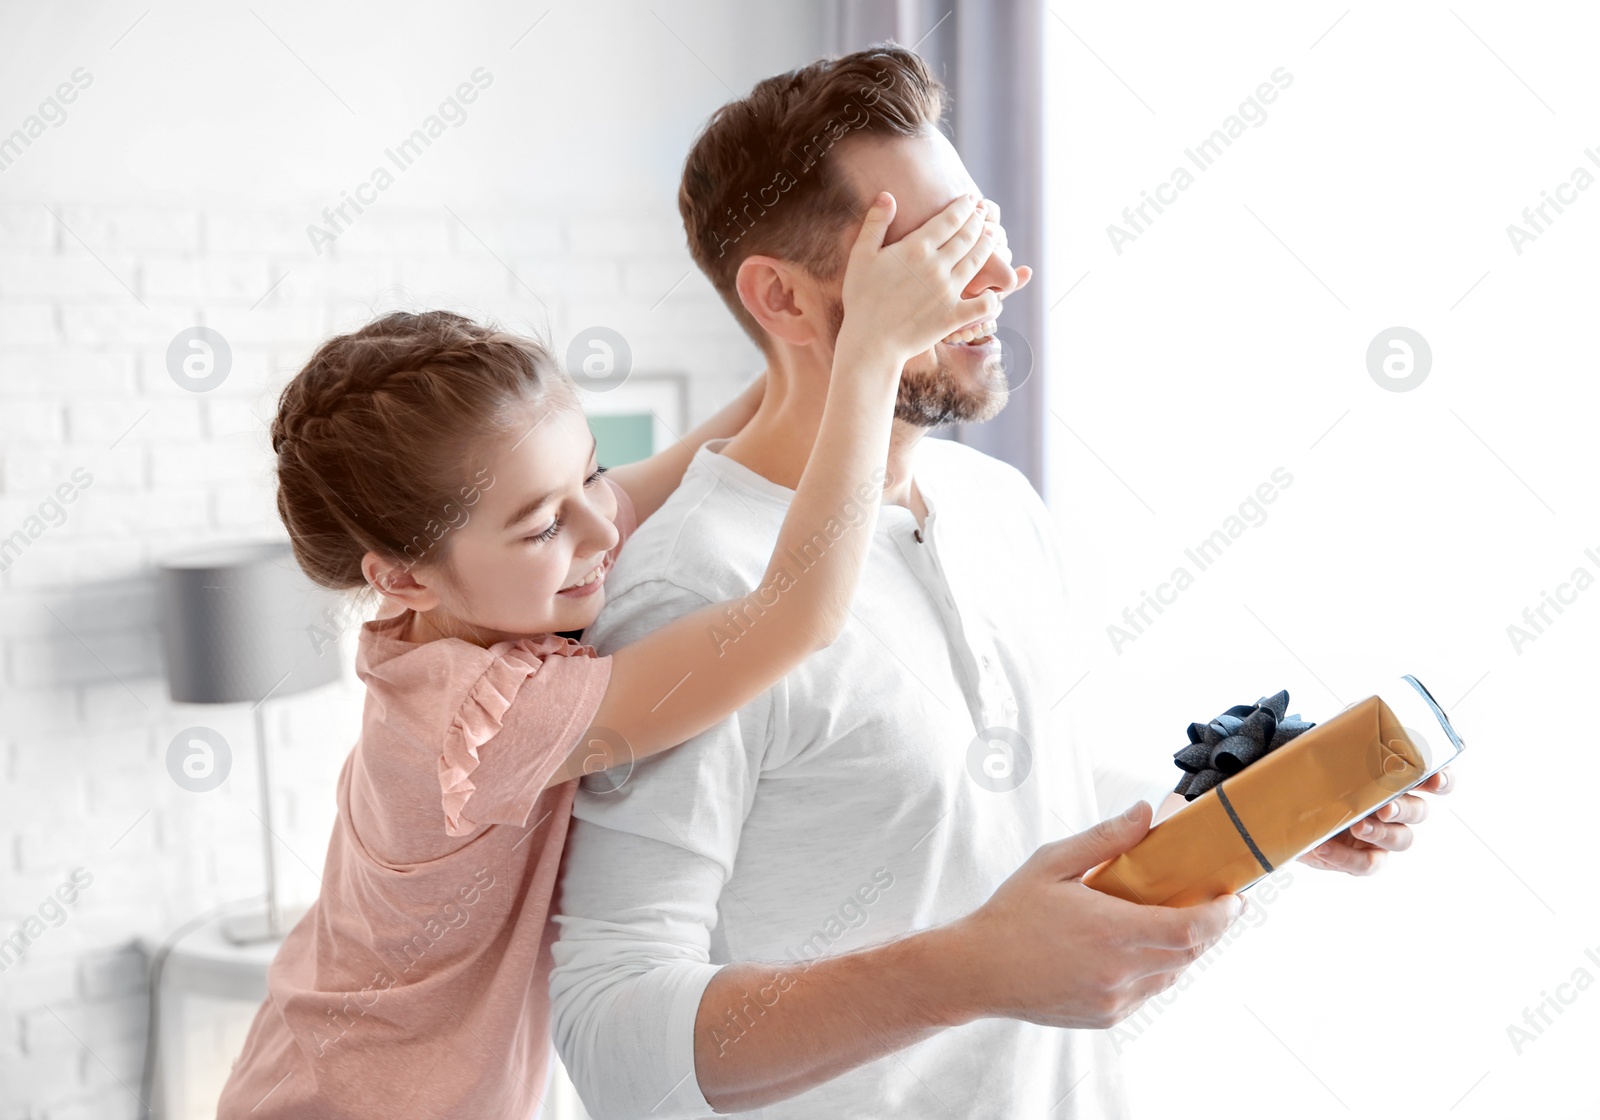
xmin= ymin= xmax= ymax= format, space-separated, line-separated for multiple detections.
xmin=501 ymin=432 xmax=599 ymax=532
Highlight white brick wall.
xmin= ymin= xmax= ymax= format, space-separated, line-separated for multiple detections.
xmin=0 ymin=195 xmax=762 ymax=1119
xmin=0 ymin=0 xmax=832 ymax=1109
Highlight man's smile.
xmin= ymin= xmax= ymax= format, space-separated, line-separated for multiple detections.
xmin=939 ymin=316 xmax=999 ymax=347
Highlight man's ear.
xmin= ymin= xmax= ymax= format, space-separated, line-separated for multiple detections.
xmin=735 ymin=255 xmax=828 ymax=349
xmin=361 ymin=551 xmax=443 ymax=613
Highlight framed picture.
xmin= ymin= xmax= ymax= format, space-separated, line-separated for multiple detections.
xmin=577 ymin=371 xmax=691 ymax=467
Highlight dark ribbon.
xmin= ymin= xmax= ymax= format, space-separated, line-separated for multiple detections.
xmin=1172 ymin=689 xmax=1316 ymax=802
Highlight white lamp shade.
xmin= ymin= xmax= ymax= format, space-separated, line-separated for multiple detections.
xmin=158 ymin=540 xmax=344 ymax=705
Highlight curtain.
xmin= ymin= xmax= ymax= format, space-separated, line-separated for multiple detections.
xmin=825 ymin=0 xmax=1049 ymax=497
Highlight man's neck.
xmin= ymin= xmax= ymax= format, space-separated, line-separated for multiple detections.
xmin=718 ymin=359 xmax=930 ymax=525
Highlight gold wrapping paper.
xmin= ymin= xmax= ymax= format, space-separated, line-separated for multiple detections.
xmin=1083 ymin=695 xmax=1428 ymax=908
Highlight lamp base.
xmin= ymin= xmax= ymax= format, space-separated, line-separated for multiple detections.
xmin=220 ymin=905 xmax=308 ymax=946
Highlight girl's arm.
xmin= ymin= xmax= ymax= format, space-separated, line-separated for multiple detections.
xmin=602 ymin=371 xmax=767 ymax=525
xmin=546 ymin=191 xmax=999 ymax=787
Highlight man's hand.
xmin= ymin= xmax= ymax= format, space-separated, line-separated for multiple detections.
xmin=690 ymin=802 xmax=1242 ymax=1113
xmin=1297 ymin=767 xmax=1455 ymax=875
xmin=937 ymin=801 xmax=1243 ymax=1029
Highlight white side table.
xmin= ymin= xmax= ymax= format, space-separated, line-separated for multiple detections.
xmin=139 ymin=917 xmax=594 ymax=1119
xmin=139 ymin=915 xmax=283 ymax=1120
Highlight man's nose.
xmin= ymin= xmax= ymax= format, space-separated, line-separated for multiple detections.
xmin=965 ymin=246 xmax=1019 ymax=301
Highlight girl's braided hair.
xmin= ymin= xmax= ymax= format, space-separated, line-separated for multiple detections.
xmin=271 ymin=310 xmax=577 ymax=594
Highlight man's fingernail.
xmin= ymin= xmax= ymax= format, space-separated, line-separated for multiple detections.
xmin=1123 ymin=800 xmax=1145 ymax=821
xmin=1226 ymin=897 xmax=1243 ymax=918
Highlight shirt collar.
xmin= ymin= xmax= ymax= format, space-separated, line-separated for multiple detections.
xmin=691 ymin=434 xmax=941 ymax=521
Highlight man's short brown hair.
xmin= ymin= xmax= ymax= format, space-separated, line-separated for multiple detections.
xmin=678 ymin=46 xmax=946 ymax=346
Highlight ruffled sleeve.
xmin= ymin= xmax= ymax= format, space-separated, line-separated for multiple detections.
xmin=437 ymin=634 xmax=613 ymax=837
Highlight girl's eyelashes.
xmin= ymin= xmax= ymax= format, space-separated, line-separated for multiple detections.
xmin=524 ymin=465 xmax=609 ymax=544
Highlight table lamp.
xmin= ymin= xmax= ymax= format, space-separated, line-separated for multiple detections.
xmin=158 ymin=540 xmax=343 ymax=945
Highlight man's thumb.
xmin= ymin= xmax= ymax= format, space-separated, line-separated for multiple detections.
xmin=1045 ymin=801 xmax=1151 ymax=879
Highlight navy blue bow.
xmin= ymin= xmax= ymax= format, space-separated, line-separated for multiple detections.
xmin=1173 ymin=690 xmax=1316 ymax=801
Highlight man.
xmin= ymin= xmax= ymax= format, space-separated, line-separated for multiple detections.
xmin=550 ymin=46 xmax=1450 ymax=1118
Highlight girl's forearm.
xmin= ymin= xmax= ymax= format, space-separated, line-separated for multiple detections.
xmin=577 ymin=345 xmax=899 ymax=766
xmin=688 ymin=368 xmax=768 ymax=447
xmin=755 ymin=341 xmax=899 ymax=647
xmin=607 ymin=371 xmax=767 ymax=523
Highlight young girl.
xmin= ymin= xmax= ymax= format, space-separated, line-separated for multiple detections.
xmin=214 ymin=191 xmax=999 ymax=1118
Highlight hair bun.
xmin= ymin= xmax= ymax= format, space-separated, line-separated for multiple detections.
xmin=270 ymin=310 xmax=573 ymax=593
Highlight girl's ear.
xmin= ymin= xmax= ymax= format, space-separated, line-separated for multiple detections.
xmin=361 ymin=551 xmax=442 ymax=613
xmin=735 ymin=255 xmax=828 ymax=348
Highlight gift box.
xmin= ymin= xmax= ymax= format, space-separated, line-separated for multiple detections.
xmin=1083 ymin=675 xmax=1466 ymax=908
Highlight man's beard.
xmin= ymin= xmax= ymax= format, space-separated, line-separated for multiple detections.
xmin=825 ymin=297 xmax=1009 ymax=429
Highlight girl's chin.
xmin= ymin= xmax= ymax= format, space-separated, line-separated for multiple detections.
xmin=551 ymin=593 xmax=605 ymax=626
xmin=459 ymin=594 xmax=606 ymax=642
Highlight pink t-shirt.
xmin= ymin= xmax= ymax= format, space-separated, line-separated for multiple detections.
xmin=217 ymin=479 xmax=637 ymax=1119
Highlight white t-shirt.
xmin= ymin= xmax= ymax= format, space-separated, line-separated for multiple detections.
xmin=550 ymin=435 xmax=1175 ymax=1119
